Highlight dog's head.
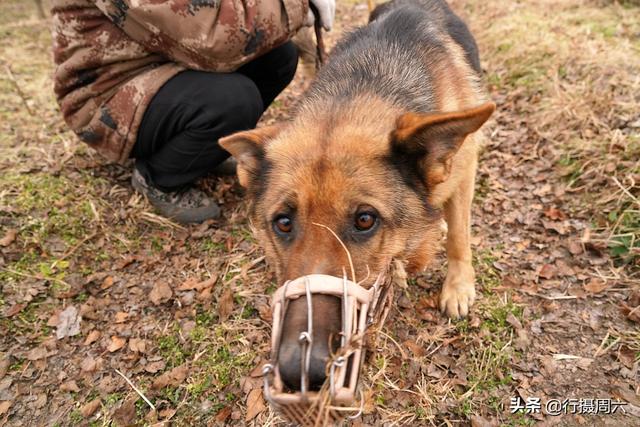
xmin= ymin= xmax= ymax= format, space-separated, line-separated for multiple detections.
xmin=220 ymin=100 xmax=494 ymax=390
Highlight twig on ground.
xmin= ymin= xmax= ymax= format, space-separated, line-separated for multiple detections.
xmin=115 ymin=368 xmax=156 ymax=411
xmin=1 ymin=267 xmax=70 ymax=288
xmin=611 ymin=176 xmax=640 ymax=209
xmin=593 ymin=331 xmax=621 ymax=358
xmin=4 ymin=64 xmax=34 ymax=116
xmin=377 ymin=330 xmax=408 ymax=360
xmin=51 ymin=231 xmax=98 ymax=269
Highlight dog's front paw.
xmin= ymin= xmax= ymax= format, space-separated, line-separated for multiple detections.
xmin=439 ymin=263 xmax=476 ymax=318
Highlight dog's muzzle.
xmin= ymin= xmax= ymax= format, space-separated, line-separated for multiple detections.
xmin=261 ymin=273 xmax=394 ymax=425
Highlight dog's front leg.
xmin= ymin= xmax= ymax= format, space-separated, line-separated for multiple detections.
xmin=440 ymin=168 xmax=476 ymax=318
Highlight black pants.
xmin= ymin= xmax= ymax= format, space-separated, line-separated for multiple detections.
xmin=132 ymin=42 xmax=298 ymax=191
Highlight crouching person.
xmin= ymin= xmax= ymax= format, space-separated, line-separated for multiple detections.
xmin=51 ymin=0 xmax=334 ymax=223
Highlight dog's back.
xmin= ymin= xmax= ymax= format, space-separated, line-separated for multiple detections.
xmin=301 ymin=0 xmax=483 ymax=116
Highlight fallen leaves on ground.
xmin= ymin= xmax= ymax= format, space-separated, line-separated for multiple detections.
xmin=0 ymin=229 xmax=17 ymax=247
xmin=128 ymin=338 xmax=147 ymax=353
xmin=3 ymin=303 xmax=26 ymax=318
xmin=215 ymin=406 xmax=232 ymax=423
xmin=60 ymin=380 xmax=80 ymax=393
xmin=620 ymin=290 xmax=640 ymax=323
xmin=112 ymin=396 xmax=137 ymax=426
xmin=0 ymin=401 xmax=12 ymax=416
xmin=26 ymin=347 xmax=48 ymax=361
xmin=149 ymin=281 xmax=173 ymax=305
xmin=107 ymin=336 xmax=126 ymax=352
xmin=152 ymin=364 xmax=189 ymax=390
xmin=83 ymin=330 xmax=101 ymax=346
xmin=80 ymin=398 xmax=101 ymax=418
xmin=584 ymin=279 xmax=609 ymax=294
xmin=177 ymin=276 xmax=217 ymax=291
xmin=217 ymin=287 xmax=234 ymax=322
xmin=245 ymin=388 xmax=266 ymax=421
xmin=56 ymin=305 xmax=81 ymax=339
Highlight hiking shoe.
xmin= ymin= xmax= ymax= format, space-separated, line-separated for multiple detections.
xmin=131 ymin=168 xmax=221 ymax=224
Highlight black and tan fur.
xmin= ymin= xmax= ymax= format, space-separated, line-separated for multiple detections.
xmin=220 ymin=0 xmax=495 ymax=390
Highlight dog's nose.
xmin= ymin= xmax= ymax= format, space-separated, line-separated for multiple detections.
xmin=278 ymin=342 xmax=331 ymax=391
xmin=276 ymin=295 xmax=341 ymax=391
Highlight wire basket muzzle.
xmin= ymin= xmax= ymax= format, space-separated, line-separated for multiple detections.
xmin=262 ymin=273 xmax=393 ymax=425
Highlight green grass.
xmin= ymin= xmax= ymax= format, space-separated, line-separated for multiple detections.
xmin=454 ymin=248 xmax=525 ymax=422
xmin=157 ymin=332 xmax=190 ymax=368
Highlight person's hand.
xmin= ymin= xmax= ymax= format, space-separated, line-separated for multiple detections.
xmin=305 ymin=0 xmax=335 ymax=31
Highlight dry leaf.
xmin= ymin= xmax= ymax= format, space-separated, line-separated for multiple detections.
xmin=26 ymin=347 xmax=48 ymax=361
xmin=0 ymin=401 xmax=11 ymax=416
xmin=218 ymin=287 xmax=234 ymax=322
xmin=249 ymin=363 xmax=267 ymax=378
xmin=47 ymin=312 xmax=60 ymax=327
xmin=128 ymin=338 xmax=147 ymax=353
xmin=403 ymin=340 xmax=425 ymax=357
xmin=145 ymin=360 xmax=166 ymax=374
xmin=152 ymin=364 xmax=188 ymax=390
xmin=100 ymin=276 xmax=114 ymax=290
xmin=215 ymin=406 xmax=232 ymax=423
xmin=542 ymin=219 xmax=567 ymax=235
xmin=80 ymin=398 xmax=101 ymax=418
xmin=56 ymin=305 xmax=81 ymax=339
xmin=538 ymin=263 xmax=556 ymax=280
xmin=113 ymin=397 xmax=137 ymax=426
xmin=629 ymin=290 xmax=640 ymax=307
xmin=245 ymin=388 xmax=266 ymax=421
xmin=506 ymin=312 xmax=523 ymax=330
xmin=34 ymin=393 xmax=47 ymax=409
xmin=620 ymin=303 xmax=640 ymax=324
xmin=0 ymin=229 xmax=17 ymax=247
xmin=0 ymin=358 xmax=10 ymax=380
xmin=197 ymin=286 xmax=213 ymax=302
xmin=159 ymin=408 xmax=176 ymax=420
xmin=80 ymin=356 xmax=98 ymax=372
xmin=84 ymin=330 xmax=101 ymax=346
xmin=60 ymin=380 xmax=80 ymax=393
xmin=584 ymin=279 xmax=608 ymax=294
xmin=150 ymin=281 xmax=173 ymax=305
xmin=114 ymin=312 xmax=129 ymax=323
xmin=4 ymin=303 xmax=26 ymax=318
xmin=108 ymin=336 xmax=126 ymax=352
xmin=543 ymin=207 xmax=566 ymax=220
xmin=178 ymin=276 xmax=216 ymax=291
xmin=471 ymin=414 xmax=497 ymax=427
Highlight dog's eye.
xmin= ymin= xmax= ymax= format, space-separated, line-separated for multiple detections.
xmin=355 ymin=212 xmax=376 ymax=231
xmin=274 ymin=215 xmax=293 ymax=234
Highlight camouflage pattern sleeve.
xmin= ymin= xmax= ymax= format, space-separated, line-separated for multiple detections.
xmin=93 ymin=0 xmax=309 ymax=72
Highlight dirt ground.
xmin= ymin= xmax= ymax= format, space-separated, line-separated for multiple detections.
xmin=0 ymin=0 xmax=639 ymax=426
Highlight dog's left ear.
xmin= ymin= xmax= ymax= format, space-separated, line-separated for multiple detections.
xmin=391 ymin=102 xmax=495 ymax=186
xmin=219 ymin=125 xmax=282 ymax=188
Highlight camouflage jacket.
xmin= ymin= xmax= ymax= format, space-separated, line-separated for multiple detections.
xmin=52 ymin=0 xmax=308 ymax=163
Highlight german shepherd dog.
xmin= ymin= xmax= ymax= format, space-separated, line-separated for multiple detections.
xmin=220 ymin=0 xmax=495 ymax=390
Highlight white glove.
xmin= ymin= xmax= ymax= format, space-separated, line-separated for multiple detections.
xmin=305 ymin=0 xmax=335 ymax=31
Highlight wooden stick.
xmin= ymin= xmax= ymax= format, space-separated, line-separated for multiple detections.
xmin=115 ymin=369 xmax=157 ymax=411
xmin=4 ymin=65 xmax=34 ymax=116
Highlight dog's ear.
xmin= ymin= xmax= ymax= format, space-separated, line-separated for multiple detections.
xmin=391 ymin=102 xmax=495 ymax=186
xmin=219 ymin=125 xmax=282 ymax=188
